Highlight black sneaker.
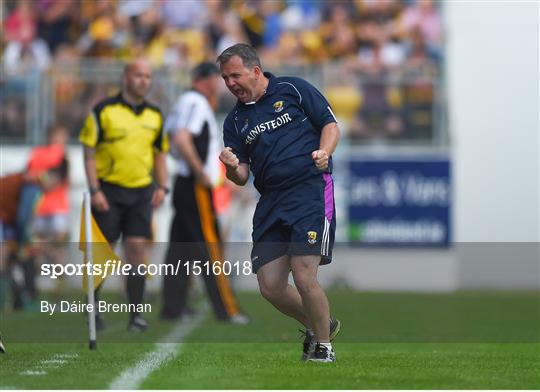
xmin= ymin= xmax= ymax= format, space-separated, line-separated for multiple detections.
xmin=300 ymin=329 xmax=315 ymax=361
xmin=308 ymin=342 xmax=336 ymax=363
xmin=128 ymin=315 xmax=148 ymax=332
xmin=300 ymin=317 xmax=341 ymax=361
xmin=329 ymin=317 xmax=341 ymax=341
xmin=0 ymin=334 xmax=5 ymax=353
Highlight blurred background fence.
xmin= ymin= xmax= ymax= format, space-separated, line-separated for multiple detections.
xmin=0 ymin=60 xmax=447 ymax=147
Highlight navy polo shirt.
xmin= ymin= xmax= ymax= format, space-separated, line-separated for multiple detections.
xmin=223 ymin=72 xmax=337 ymax=193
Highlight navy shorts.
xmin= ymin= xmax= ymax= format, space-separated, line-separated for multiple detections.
xmin=251 ymin=173 xmax=336 ymax=273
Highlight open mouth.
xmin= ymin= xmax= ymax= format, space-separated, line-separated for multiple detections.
xmin=234 ymin=89 xmax=246 ymax=99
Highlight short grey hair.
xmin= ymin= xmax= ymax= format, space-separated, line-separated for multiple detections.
xmin=216 ymin=43 xmax=262 ymax=69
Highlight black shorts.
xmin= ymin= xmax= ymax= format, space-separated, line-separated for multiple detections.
xmin=92 ymin=181 xmax=153 ymax=242
xmin=251 ymin=173 xmax=336 ymax=273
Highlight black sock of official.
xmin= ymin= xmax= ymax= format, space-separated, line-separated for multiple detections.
xmin=22 ymin=257 xmax=36 ymax=301
xmin=87 ymin=286 xmax=101 ymax=309
xmin=10 ymin=265 xmax=24 ymax=310
xmin=93 ymin=287 xmax=100 ymax=304
xmin=86 ymin=287 xmax=105 ymax=330
xmin=127 ymin=274 xmax=145 ymax=318
xmin=0 ymin=271 xmax=9 ymax=311
xmin=93 ymin=287 xmax=101 ymax=317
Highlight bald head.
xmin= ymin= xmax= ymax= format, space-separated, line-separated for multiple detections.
xmin=124 ymin=58 xmax=152 ymax=76
xmin=122 ymin=58 xmax=152 ymax=103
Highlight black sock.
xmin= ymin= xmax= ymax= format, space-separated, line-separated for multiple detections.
xmin=10 ymin=265 xmax=24 ymax=310
xmin=0 ymin=271 xmax=9 ymax=311
xmin=85 ymin=286 xmax=106 ymax=330
xmin=127 ymin=274 xmax=145 ymax=318
xmin=86 ymin=287 xmax=102 ymax=318
xmin=94 ymin=286 xmax=100 ymax=304
xmin=22 ymin=257 xmax=36 ymax=301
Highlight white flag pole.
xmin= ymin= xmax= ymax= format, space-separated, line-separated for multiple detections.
xmin=84 ymin=191 xmax=97 ymax=350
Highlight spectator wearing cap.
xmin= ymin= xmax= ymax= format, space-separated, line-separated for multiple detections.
xmin=161 ymin=61 xmax=248 ymax=324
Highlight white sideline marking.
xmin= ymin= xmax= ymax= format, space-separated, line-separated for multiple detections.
xmin=18 ymin=371 xmax=47 ymax=376
xmin=108 ymin=309 xmax=207 ymax=390
xmin=54 ymin=353 xmax=78 ymax=359
xmin=42 ymin=359 xmax=67 ymax=364
xmin=18 ymin=352 xmax=79 ymax=378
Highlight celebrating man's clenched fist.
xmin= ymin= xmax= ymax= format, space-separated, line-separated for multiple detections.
xmin=219 ymin=147 xmax=240 ymax=169
xmin=312 ymin=149 xmax=329 ymax=171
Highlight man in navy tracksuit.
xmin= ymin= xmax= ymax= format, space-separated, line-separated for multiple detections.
xmin=217 ymin=44 xmax=341 ymax=362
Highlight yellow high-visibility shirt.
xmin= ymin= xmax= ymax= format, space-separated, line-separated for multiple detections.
xmin=79 ymin=93 xmax=169 ymax=188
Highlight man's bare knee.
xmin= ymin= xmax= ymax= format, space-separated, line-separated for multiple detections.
xmin=257 ymin=273 xmax=286 ymax=300
xmin=291 ymin=255 xmax=320 ymax=296
xmin=256 ymin=255 xmax=290 ymax=300
xmin=292 ymin=272 xmax=317 ymax=296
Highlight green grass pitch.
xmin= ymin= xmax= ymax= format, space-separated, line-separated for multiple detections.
xmin=0 ymin=290 xmax=539 ymax=389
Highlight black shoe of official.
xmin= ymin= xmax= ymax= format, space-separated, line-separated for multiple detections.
xmin=300 ymin=317 xmax=341 ymax=361
xmin=128 ymin=315 xmax=148 ymax=332
xmin=308 ymin=342 xmax=336 ymax=363
xmin=0 ymin=334 xmax=6 ymax=353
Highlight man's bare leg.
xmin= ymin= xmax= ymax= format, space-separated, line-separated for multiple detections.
xmin=256 ymin=255 xmax=312 ymax=329
xmin=290 ymin=255 xmax=330 ymax=342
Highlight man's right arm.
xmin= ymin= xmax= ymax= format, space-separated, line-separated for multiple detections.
xmin=226 ymin=163 xmax=249 ymax=186
xmin=222 ymin=114 xmax=250 ymax=185
xmin=220 ymin=147 xmax=249 ymax=186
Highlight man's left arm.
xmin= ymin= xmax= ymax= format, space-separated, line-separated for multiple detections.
xmin=292 ymin=77 xmax=340 ymax=171
xmin=312 ymin=122 xmax=340 ymax=171
xmin=152 ymin=151 xmax=168 ymax=207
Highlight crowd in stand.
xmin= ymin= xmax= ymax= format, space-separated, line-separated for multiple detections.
xmin=1 ymin=0 xmax=444 ymax=142
xmin=2 ymin=0 xmax=442 ymax=73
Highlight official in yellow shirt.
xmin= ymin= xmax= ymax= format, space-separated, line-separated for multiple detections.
xmin=79 ymin=58 xmax=169 ymax=332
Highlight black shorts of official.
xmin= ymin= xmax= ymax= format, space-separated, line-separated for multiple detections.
xmin=251 ymin=173 xmax=336 ymax=273
xmin=91 ymin=181 xmax=153 ymax=242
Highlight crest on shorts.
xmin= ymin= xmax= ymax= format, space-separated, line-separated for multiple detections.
xmin=273 ymin=100 xmax=284 ymax=113
xmin=307 ymin=231 xmax=317 ymax=245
